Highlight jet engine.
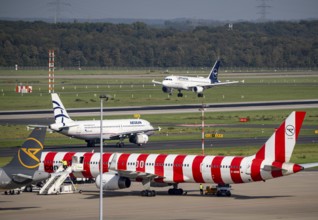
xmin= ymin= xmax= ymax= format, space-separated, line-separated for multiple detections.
xmin=95 ymin=173 xmax=131 ymax=190
xmin=193 ymin=86 xmax=204 ymax=93
xmin=162 ymin=86 xmax=172 ymax=94
xmin=129 ymin=134 xmax=149 ymax=145
xmin=32 ymin=171 xmax=51 ymax=183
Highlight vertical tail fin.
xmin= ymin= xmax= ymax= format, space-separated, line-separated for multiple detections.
xmin=4 ymin=127 xmax=46 ymax=173
xmin=255 ymin=111 xmax=306 ymax=162
xmin=208 ymin=60 xmax=220 ymax=83
xmin=51 ymin=93 xmax=73 ymax=125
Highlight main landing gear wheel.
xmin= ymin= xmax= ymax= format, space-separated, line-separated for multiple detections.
xmin=86 ymin=140 xmax=95 ymax=147
xmin=116 ymin=142 xmax=125 ymax=148
xmin=197 ymin=93 xmax=204 ymax=97
xmin=168 ymin=188 xmax=184 ymax=195
xmin=177 ymin=93 xmax=183 ymax=97
xmin=141 ymin=190 xmax=156 ymax=197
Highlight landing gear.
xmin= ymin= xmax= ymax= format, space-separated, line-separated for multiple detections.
xmin=168 ymin=184 xmax=184 ymax=195
xmin=141 ymin=190 xmax=156 ymax=197
xmin=197 ymin=93 xmax=204 ymax=98
xmin=168 ymin=188 xmax=184 ymax=195
xmin=86 ymin=140 xmax=95 ymax=147
xmin=177 ymin=92 xmax=183 ymax=97
xmin=141 ymin=179 xmax=156 ymax=197
xmin=25 ymin=185 xmax=33 ymax=192
xmin=116 ymin=142 xmax=125 ymax=148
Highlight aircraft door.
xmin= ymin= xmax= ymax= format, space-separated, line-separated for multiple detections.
xmin=245 ymin=162 xmax=251 ymax=175
xmin=72 ymin=156 xmax=84 ymax=172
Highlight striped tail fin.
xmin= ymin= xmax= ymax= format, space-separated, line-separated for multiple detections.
xmin=254 ymin=111 xmax=306 ymax=163
xmin=51 ymin=93 xmax=73 ymax=125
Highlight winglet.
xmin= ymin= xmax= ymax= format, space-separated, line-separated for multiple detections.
xmin=109 ymin=153 xmax=118 ymax=171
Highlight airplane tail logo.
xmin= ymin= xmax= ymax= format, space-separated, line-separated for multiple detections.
xmin=254 ymin=111 xmax=306 ymax=163
xmin=51 ymin=93 xmax=73 ymax=125
xmin=5 ymin=127 xmax=46 ymax=170
xmin=208 ymin=60 xmax=220 ymax=83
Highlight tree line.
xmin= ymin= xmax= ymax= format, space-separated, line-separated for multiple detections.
xmin=0 ymin=20 xmax=317 ymax=68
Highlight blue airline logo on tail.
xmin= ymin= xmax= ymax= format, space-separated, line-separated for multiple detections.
xmin=209 ymin=60 xmax=220 ymax=83
xmin=52 ymin=100 xmax=69 ymax=126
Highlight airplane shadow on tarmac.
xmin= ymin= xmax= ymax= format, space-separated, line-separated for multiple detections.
xmin=0 ymin=206 xmax=39 ymax=211
xmin=80 ymin=189 xmax=293 ymax=200
xmin=231 ymin=194 xmax=293 ymax=200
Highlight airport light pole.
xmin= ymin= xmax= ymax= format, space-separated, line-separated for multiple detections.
xmin=199 ymin=104 xmax=207 ymax=156
xmin=99 ymin=94 xmax=108 ymax=220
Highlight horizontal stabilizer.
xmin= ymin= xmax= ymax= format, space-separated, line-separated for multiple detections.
xmin=300 ymin=162 xmax=318 ymax=169
xmin=27 ymin=125 xmax=48 ymax=129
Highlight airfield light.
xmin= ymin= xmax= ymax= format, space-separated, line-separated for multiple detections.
xmin=99 ymin=94 xmax=108 ymax=220
xmin=199 ymin=104 xmax=208 ymax=155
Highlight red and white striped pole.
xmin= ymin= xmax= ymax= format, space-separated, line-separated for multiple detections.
xmin=48 ymin=50 xmax=55 ymax=93
xmin=199 ymin=104 xmax=207 ymax=155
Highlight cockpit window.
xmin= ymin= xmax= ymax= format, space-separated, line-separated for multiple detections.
xmin=164 ymin=78 xmax=172 ymax=81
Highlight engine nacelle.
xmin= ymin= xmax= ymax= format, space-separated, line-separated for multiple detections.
xmin=162 ymin=86 xmax=172 ymax=94
xmin=49 ymin=123 xmax=64 ymax=132
xmin=95 ymin=173 xmax=131 ymax=190
xmin=129 ymin=134 xmax=149 ymax=144
xmin=32 ymin=171 xmax=51 ymax=183
xmin=193 ymin=86 xmax=204 ymax=93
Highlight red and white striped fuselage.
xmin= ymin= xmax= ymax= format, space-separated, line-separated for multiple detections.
xmin=39 ymin=151 xmax=302 ymax=185
xmin=39 ymin=111 xmax=307 ymax=191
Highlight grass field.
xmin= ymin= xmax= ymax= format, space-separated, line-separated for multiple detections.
xmin=0 ymin=69 xmax=317 ymax=166
xmin=0 ymin=69 xmax=317 ymax=110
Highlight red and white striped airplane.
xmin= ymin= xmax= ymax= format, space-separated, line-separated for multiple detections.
xmin=39 ymin=111 xmax=318 ymax=196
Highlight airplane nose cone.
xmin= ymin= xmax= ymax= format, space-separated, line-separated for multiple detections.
xmin=293 ymin=164 xmax=304 ymax=173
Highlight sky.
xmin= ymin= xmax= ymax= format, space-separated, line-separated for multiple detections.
xmin=1 ymin=0 xmax=318 ymax=22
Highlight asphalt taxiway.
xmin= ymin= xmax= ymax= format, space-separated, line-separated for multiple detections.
xmin=1 ymin=172 xmax=318 ymax=220
xmin=1 ymin=99 xmax=318 ymax=120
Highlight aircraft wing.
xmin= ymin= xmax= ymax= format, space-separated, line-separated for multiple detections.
xmin=109 ymin=153 xmax=163 ymax=180
xmin=28 ymin=124 xmax=79 ymax=132
xmin=189 ymin=80 xmax=240 ymax=90
xmin=108 ymin=127 xmax=161 ymax=139
xmin=152 ymin=80 xmax=162 ymax=85
xmin=11 ymin=173 xmax=33 ymax=183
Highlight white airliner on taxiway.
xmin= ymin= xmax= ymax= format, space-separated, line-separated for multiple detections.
xmin=49 ymin=93 xmax=158 ymax=147
xmin=152 ymin=60 xmax=240 ymax=97
xmin=41 ymin=111 xmax=318 ymax=197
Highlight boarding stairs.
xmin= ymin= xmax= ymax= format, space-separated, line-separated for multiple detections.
xmin=38 ymin=165 xmax=74 ymax=195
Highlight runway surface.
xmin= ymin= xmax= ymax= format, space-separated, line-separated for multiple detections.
xmin=1 ymin=172 xmax=318 ymax=220
xmin=1 ymin=135 xmax=317 ymax=157
xmin=1 ymin=99 xmax=318 ymax=119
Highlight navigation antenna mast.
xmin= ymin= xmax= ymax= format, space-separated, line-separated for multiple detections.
xmin=48 ymin=0 xmax=71 ymax=24
xmin=257 ymin=0 xmax=271 ymax=22
xmin=48 ymin=50 xmax=55 ymax=93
